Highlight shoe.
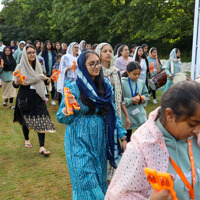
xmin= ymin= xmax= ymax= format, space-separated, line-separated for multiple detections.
xmin=46 ymin=98 xmax=49 ymax=102
xmin=39 ymin=148 xmax=50 ymax=156
xmin=3 ymin=101 xmax=7 ymax=106
xmin=9 ymin=106 xmax=15 ymax=109
xmin=25 ymin=141 xmax=32 ymax=148
xmin=153 ymin=99 xmax=158 ymax=104
xmin=51 ymin=101 xmax=56 ymax=106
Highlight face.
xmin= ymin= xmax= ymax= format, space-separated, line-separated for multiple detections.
xmin=5 ymin=48 xmax=11 ymax=56
xmin=131 ymin=46 xmax=137 ymax=54
xmin=82 ymin=42 xmax=86 ymax=49
xmin=85 ymin=53 xmax=101 ymax=80
xmin=26 ymin=47 xmax=36 ymax=62
xmin=63 ymin=43 xmax=68 ymax=50
xmin=176 ymin=50 xmax=181 ymax=58
xmin=144 ymin=46 xmax=148 ymax=53
xmin=56 ymin=43 xmax=61 ymax=50
xmin=87 ymin=44 xmax=92 ymax=50
xmin=151 ymin=50 xmax=157 ymax=58
xmin=10 ymin=41 xmax=15 ymax=47
xmin=165 ymin=105 xmax=200 ymax=140
xmin=16 ymin=42 xmax=19 ymax=46
xmin=137 ymin=48 xmax=144 ymax=57
xmin=121 ymin=46 xmax=129 ymax=57
xmin=100 ymin=45 xmax=112 ymax=63
xmin=36 ymin=42 xmax=40 ymax=48
xmin=57 ymin=57 xmax=61 ymax=63
xmin=41 ymin=42 xmax=44 ymax=48
xmin=72 ymin=44 xmax=79 ymax=55
xmin=20 ymin=43 xmax=25 ymax=50
xmin=127 ymin=69 xmax=141 ymax=81
xmin=46 ymin=42 xmax=51 ymax=50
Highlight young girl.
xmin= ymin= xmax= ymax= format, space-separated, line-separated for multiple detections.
xmin=121 ymin=61 xmax=148 ymax=142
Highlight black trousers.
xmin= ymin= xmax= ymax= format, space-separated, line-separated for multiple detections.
xmin=126 ymin=129 xmax=132 ymax=142
xmin=4 ymin=98 xmax=13 ymax=103
xmin=22 ymin=123 xmax=45 ymax=147
xmin=149 ymin=88 xmax=156 ymax=99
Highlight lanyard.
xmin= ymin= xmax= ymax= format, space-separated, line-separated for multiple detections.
xmin=169 ymin=139 xmax=195 ymax=200
xmin=128 ymin=77 xmax=137 ymax=97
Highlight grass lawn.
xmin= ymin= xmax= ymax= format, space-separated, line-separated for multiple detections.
xmin=0 ymin=87 xmax=163 ymax=200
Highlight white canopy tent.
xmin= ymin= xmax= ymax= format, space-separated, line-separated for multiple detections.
xmin=191 ymin=0 xmax=200 ymax=80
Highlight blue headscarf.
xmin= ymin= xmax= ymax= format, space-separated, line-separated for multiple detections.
xmin=76 ymin=51 xmax=122 ymax=168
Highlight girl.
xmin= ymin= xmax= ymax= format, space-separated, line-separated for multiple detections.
xmin=106 ymin=81 xmax=200 ymax=200
xmin=147 ymin=47 xmax=163 ymax=104
xmin=129 ymin=44 xmax=137 ymax=57
xmin=114 ymin=45 xmax=133 ymax=76
xmin=54 ymin=42 xmax=62 ymax=57
xmin=57 ymin=50 xmax=127 ymax=200
xmin=133 ymin=46 xmax=149 ymax=87
xmin=13 ymin=45 xmax=55 ymax=155
xmin=121 ymin=61 xmax=148 ymax=142
xmin=13 ymin=41 xmax=25 ymax=65
xmin=34 ymin=40 xmax=41 ymax=55
xmin=1 ymin=47 xmax=17 ymax=108
xmin=142 ymin=43 xmax=148 ymax=57
xmin=163 ymin=48 xmax=182 ymax=92
xmin=40 ymin=40 xmax=56 ymax=105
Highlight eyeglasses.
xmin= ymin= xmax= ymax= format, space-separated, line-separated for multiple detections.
xmin=74 ymin=47 xmax=79 ymax=49
xmin=87 ymin=61 xmax=101 ymax=69
xmin=27 ymin=51 xmax=36 ymax=55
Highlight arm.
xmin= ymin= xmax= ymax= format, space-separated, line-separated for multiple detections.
xmin=122 ymin=80 xmax=134 ymax=107
xmin=165 ymin=60 xmax=172 ymax=77
xmin=141 ymin=83 xmax=149 ymax=107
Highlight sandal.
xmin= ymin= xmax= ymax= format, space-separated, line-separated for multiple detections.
xmin=3 ymin=101 xmax=7 ymax=106
xmin=25 ymin=142 xmax=32 ymax=148
xmin=39 ymin=149 xmax=50 ymax=156
xmin=9 ymin=106 xmax=15 ymax=109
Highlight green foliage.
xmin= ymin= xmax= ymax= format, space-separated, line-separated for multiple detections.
xmin=0 ymin=0 xmax=195 ymax=55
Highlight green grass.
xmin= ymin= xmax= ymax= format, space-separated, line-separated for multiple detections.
xmin=0 ymin=87 xmax=163 ymax=200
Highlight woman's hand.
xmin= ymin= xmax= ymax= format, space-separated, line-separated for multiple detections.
xmin=141 ymin=95 xmax=145 ymax=103
xmin=132 ymin=95 xmax=140 ymax=104
xmin=64 ymin=95 xmax=77 ymax=106
xmin=150 ymin=189 xmax=172 ymax=200
xmin=47 ymin=78 xmax=51 ymax=84
xmin=169 ymin=75 xmax=173 ymax=78
xmin=15 ymin=76 xmax=21 ymax=85
xmin=65 ymin=65 xmax=73 ymax=72
xmin=124 ymin=116 xmax=131 ymax=129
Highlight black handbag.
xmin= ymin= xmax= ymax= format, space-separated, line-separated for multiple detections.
xmin=18 ymin=98 xmax=29 ymax=112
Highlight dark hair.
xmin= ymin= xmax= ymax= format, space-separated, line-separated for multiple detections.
xmin=25 ymin=40 xmax=32 ymax=46
xmin=150 ymin=47 xmax=157 ymax=54
xmin=42 ymin=40 xmax=54 ymax=57
xmin=122 ymin=61 xmax=141 ymax=77
xmin=26 ymin=45 xmax=36 ymax=68
xmin=91 ymin=43 xmax=98 ymax=50
xmin=142 ymin=44 xmax=148 ymax=49
xmin=80 ymin=50 xmax=108 ymax=115
xmin=56 ymin=53 xmax=62 ymax=59
xmin=135 ymin=46 xmax=146 ymax=61
xmin=130 ymin=44 xmax=137 ymax=49
xmin=118 ymin=45 xmax=128 ymax=58
xmin=175 ymin=48 xmax=180 ymax=53
xmin=34 ymin=40 xmax=40 ymax=47
xmin=114 ymin=43 xmax=122 ymax=55
xmin=157 ymin=81 xmax=200 ymax=123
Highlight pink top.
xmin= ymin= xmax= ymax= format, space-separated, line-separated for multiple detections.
xmin=105 ymin=107 xmax=200 ymax=199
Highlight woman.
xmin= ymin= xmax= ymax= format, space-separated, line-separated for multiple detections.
xmin=13 ymin=45 xmax=55 ymax=155
xmin=142 ymin=43 xmax=148 ymax=57
xmin=40 ymin=40 xmax=56 ymax=105
xmin=54 ymin=42 xmax=62 ymax=57
xmin=57 ymin=42 xmax=79 ymax=96
xmin=133 ymin=46 xmax=149 ymax=87
xmin=96 ymin=43 xmax=130 ymax=182
xmin=0 ymin=47 xmax=17 ymax=108
xmin=147 ymin=47 xmax=163 ymax=104
xmin=57 ymin=50 xmax=127 ymax=200
xmin=13 ymin=41 xmax=25 ymax=65
xmin=61 ymin=43 xmax=68 ymax=55
xmin=79 ymin=40 xmax=86 ymax=52
xmin=114 ymin=45 xmax=133 ymax=76
xmin=106 ymin=81 xmax=200 ymax=200
xmin=9 ymin=40 xmax=17 ymax=54
xmin=163 ymin=48 xmax=182 ymax=92
xmin=129 ymin=44 xmax=137 ymax=57
xmin=34 ymin=40 xmax=41 ymax=55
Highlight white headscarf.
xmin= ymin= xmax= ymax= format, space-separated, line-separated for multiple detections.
xmin=79 ymin=40 xmax=86 ymax=52
xmin=95 ymin=42 xmax=123 ymax=118
xmin=67 ymin=42 xmax=78 ymax=55
xmin=12 ymin=47 xmax=48 ymax=100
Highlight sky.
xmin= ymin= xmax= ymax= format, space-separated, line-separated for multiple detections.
xmin=0 ymin=1 xmax=3 ymax=11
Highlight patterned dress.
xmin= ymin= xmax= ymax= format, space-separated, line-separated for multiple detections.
xmin=57 ymin=80 xmax=126 ymax=200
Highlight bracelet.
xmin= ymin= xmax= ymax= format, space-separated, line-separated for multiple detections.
xmin=121 ymin=136 xmax=127 ymax=142
xmin=62 ymin=108 xmax=70 ymax=116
